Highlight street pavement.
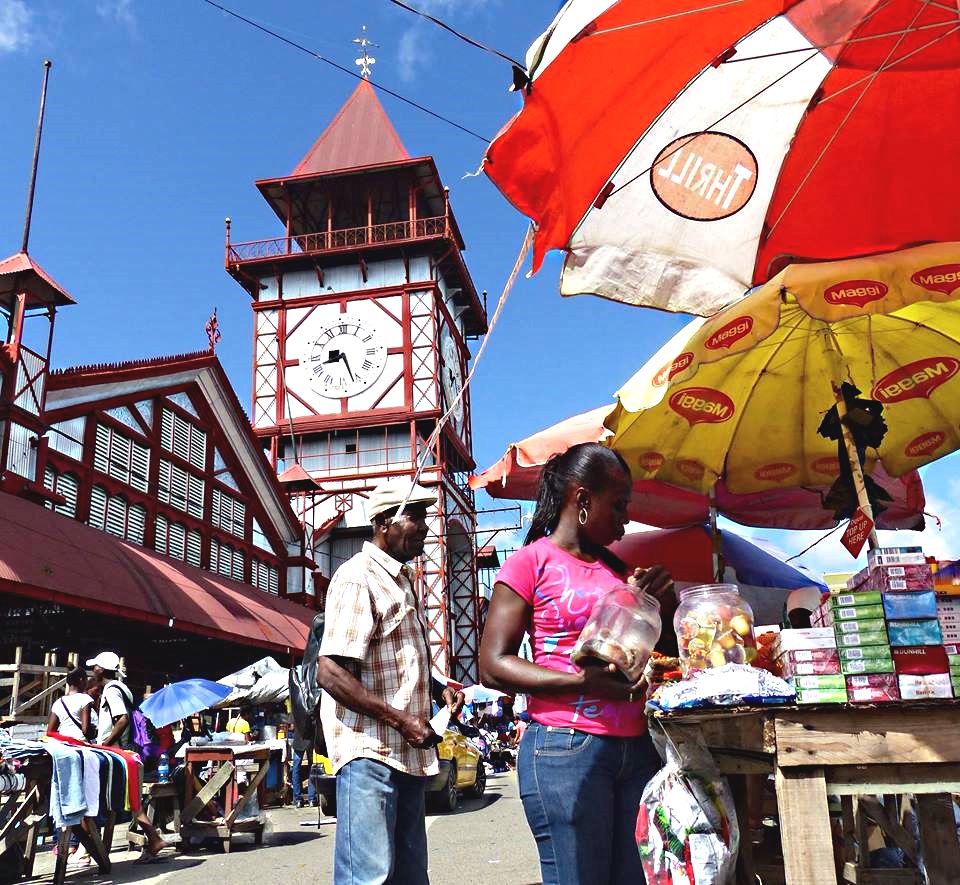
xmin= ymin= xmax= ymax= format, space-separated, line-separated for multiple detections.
xmin=29 ymin=771 xmax=542 ymax=884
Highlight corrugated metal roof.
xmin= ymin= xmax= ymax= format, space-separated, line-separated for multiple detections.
xmin=292 ymin=80 xmax=409 ymax=176
xmin=0 ymin=492 xmax=311 ymax=654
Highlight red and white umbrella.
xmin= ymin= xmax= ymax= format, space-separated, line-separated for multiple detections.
xmin=486 ymin=1 xmax=960 ymax=315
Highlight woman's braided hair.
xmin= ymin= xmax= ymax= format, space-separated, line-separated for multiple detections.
xmin=524 ymin=443 xmax=630 ymax=547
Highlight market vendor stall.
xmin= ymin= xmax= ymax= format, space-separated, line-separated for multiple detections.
xmin=653 ymin=701 xmax=960 ymax=885
xmin=180 ymin=743 xmax=270 ymax=852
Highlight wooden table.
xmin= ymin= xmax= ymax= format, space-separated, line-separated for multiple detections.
xmin=180 ymin=744 xmax=269 ymax=853
xmin=653 ymin=701 xmax=960 ymax=885
xmin=128 ymin=780 xmax=181 ymax=849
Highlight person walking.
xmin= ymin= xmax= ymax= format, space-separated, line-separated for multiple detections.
xmin=479 ymin=443 xmax=676 ymax=885
xmin=317 ymin=478 xmax=463 ymax=885
xmin=290 ymin=730 xmax=316 ymax=808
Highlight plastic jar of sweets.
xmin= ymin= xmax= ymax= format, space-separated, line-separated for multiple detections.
xmin=674 ymin=584 xmax=756 ymax=676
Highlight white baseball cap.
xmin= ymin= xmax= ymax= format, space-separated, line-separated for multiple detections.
xmin=86 ymin=651 xmax=121 ymax=671
xmin=368 ymin=479 xmax=437 ymax=520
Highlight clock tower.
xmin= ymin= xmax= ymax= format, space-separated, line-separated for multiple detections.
xmin=226 ymin=79 xmax=487 ymax=681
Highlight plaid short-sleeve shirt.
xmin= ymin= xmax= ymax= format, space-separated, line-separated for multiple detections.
xmin=319 ymin=542 xmax=438 ymax=777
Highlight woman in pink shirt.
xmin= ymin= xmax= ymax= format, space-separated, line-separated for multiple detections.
xmin=480 ymin=443 xmax=675 ymax=885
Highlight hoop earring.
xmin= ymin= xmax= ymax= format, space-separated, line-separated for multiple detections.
xmin=578 ymin=507 xmax=588 ymax=526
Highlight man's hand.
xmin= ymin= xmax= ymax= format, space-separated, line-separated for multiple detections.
xmin=399 ymin=714 xmax=442 ymax=749
xmin=441 ymin=686 xmax=466 ymax=716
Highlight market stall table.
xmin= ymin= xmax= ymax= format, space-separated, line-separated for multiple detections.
xmin=180 ymin=743 xmax=270 ymax=852
xmin=653 ymin=700 xmax=960 ymax=885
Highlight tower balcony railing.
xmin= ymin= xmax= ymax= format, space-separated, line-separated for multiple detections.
xmin=227 ymin=216 xmax=449 ymax=264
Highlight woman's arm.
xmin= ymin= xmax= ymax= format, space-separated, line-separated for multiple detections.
xmin=480 ymin=583 xmax=643 ymax=700
xmin=80 ymin=704 xmax=91 ymax=739
xmin=46 ymin=711 xmax=59 ymax=735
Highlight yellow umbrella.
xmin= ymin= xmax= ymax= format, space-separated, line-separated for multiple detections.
xmin=607 ymin=242 xmax=960 ymax=534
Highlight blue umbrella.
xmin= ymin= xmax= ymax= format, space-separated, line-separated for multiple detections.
xmin=139 ymin=678 xmax=233 ymax=728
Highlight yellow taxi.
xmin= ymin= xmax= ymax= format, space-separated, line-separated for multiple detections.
xmin=426 ymin=722 xmax=486 ymax=812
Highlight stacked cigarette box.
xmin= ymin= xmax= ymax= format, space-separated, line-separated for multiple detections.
xmin=945 ymin=644 xmax=960 ymax=697
xmin=842 ymin=546 xmax=948 ymax=700
xmin=773 ymin=628 xmax=844 ymax=703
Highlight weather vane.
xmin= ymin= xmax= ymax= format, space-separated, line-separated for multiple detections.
xmin=205 ymin=308 xmax=222 ymax=352
xmin=353 ymin=25 xmax=378 ymax=79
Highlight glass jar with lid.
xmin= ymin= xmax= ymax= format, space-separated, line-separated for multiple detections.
xmin=571 ymin=584 xmax=662 ymax=682
xmin=674 ymin=584 xmax=756 ymax=676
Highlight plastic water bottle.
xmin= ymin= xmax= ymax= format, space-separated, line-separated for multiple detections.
xmin=157 ymin=753 xmax=169 ymax=783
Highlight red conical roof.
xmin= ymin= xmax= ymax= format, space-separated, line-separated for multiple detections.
xmin=293 ymin=79 xmax=409 ymax=176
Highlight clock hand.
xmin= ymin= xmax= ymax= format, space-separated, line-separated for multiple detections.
xmin=323 ymin=349 xmax=343 ymax=365
xmin=341 ymin=353 xmax=355 ymax=382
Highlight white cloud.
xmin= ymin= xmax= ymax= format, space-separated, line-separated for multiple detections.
xmin=393 ymin=0 xmax=494 ymax=82
xmin=96 ymin=0 xmax=135 ymax=30
xmin=0 ymin=0 xmax=32 ymax=54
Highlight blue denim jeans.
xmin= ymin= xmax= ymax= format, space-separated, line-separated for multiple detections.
xmin=334 ymin=758 xmax=429 ymax=885
xmin=518 ymin=722 xmax=661 ymax=885
xmin=291 ymin=745 xmax=316 ymax=805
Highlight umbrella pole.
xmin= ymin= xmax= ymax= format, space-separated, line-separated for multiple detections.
xmin=709 ymin=485 xmax=723 ymax=581
xmin=833 ymin=385 xmax=880 ymax=551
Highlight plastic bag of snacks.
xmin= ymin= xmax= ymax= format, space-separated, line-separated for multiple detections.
xmin=636 ymin=736 xmax=739 ymax=884
xmin=647 ymin=664 xmax=795 ymax=712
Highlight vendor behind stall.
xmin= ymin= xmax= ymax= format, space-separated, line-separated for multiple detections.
xmin=225 ymin=706 xmax=253 ymax=742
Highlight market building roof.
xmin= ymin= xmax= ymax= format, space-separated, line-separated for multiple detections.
xmin=0 ymin=251 xmax=75 ymax=309
xmin=0 ymin=490 xmax=311 ymax=654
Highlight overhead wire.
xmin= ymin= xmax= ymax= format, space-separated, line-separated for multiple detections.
xmin=384 ymin=0 xmax=524 ymax=69
xmin=200 ymin=0 xmax=492 ymax=144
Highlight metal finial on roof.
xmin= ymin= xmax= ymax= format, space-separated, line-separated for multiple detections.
xmin=353 ymin=25 xmax=378 ymax=79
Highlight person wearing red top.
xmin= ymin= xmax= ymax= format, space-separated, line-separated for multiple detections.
xmin=480 ymin=443 xmax=676 ymax=885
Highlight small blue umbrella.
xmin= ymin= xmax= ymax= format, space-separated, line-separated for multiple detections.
xmin=139 ymin=678 xmax=233 ymax=728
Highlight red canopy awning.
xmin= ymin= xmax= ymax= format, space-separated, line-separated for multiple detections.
xmin=0 ymin=493 xmax=311 ymax=654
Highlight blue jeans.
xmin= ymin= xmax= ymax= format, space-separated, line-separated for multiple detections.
xmin=291 ymin=746 xmax=316 ymax=805
xmin=334 ymin=758 xmax=429 ymax=885
xmin=518 ymin=722 xmax=661 ymax=885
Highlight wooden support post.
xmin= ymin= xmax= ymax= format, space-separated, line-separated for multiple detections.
xmin=915 ymin=793 xmax=958 ymax=885
xmin=9 ymin=647 xmax=22 ymax=717
xmin=774 ymin=766 xmax=837 ymax=885
xmin=833 ymin=384 xmax=880 ymax=550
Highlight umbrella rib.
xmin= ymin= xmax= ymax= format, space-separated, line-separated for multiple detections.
xmin=587 ymin=0 xmax=752 ymax=36
xmin=766 ymin=3 xmax=948 ymax=236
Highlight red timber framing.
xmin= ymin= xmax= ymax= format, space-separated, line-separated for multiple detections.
xmin=41 ymin=352 xmax=307 ymax=599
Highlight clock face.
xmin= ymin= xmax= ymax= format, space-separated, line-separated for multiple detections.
xmin=307 ymin=314 xmax=387 ymax=398
xmin=441 ymin=334 xmax=464 ymax=422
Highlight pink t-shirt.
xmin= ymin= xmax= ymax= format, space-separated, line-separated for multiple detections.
xmin=495 ymin=537 xmax=646 ymax=737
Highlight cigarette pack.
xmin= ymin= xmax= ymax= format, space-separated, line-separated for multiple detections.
xmin=936 ymin=597 xmax=960 ymax=616
xmin=950 ymin=660 xmax=960 ymax=677
xmin=832 ymin=590 xmax=884 ymax=607
xmin=837 ymin=628 xmax=890 ymax=648
xmin=868 ymin=547 xmax=926 ymax=567
xmin=952 ymin=676 xmax=960 ymax=697
xmin=787 ymin=674 xmax=846 ymax=691
xmin=841 ymin=657 xmax=896 ymax=675
xmin=778 ymin=648 xmax=841 ymax=664
xmin=781 ymin=658 xmax=842 ymax=677
xmin=887 ymin=619 xmax=943 ymax=647
xmin=897 ymin=673 xmax=952 ymax=700
xmin=943 ymin=643 xmax=960 ymax=657
xmin=834 ymin=604 xmax=885 ymax=622
xmin=934 ymin=583 xmax=960 ymax=597
xmin=834 ymin=617 xmax=886 ymax=634
xmin=794 ymin=688 xmax=848 ymax=705
xmin=892 ymin=645 xmax=949 ymax=675
xmin=849 ymin=563 xmax=933 ymax=591
xmin=847 ymin=684 xmax=901 ymax=703
xmin=774 ymin=628 xmax=837 ymax=653
xmin=839 ymin=644 xmax=893 ymax=662
xmin=883 ymin=591 xmax=938 ymax=620
xmin=846 ymin=673 xmax=898 ymax=690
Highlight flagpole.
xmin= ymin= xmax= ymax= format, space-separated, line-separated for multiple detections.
xmin=22 ymin=59 xmax=52 ymax=254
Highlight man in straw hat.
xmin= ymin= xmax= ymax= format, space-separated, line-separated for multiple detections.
xmin=317 ymin=478 xmax=464 ymax=884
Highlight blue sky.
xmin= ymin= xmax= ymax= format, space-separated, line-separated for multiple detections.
xmin=2 ymin=0 xmax=957 ymax=574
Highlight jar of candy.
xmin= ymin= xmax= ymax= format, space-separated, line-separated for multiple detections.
xmin=674 ymin=584 xmax=756 ymax=676
xmin=571 ymin=585 xmax=662 ymax=682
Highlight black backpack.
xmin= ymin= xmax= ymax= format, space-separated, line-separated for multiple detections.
xmin=289 ymin=612 xmax=326 ymax=755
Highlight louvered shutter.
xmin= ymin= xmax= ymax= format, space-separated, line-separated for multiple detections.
xmin=127 ymin=504 xmax=146 ymax=545
xmin=160 ymin=408 xmax=174 ymax=452
xmin=187 ymin=475 xmax=204 ymax=519
xmin=168 ymin=521 xmax=186 ymax=560
xmin=105 ymin=496 xmax=127 ymax=538
xmin=231 ymin=553 xmax=244 ymax=583
xmin=155 ymin=514 xmax=169 ymax=554
xmin=56 ymin=474 xmax=79 ymax=518
xmin=131 ymin=442 xmax=149 ymax=492
xmin=186 ymin=530 xmax=202 ymax=567
xmin=268 ymin=566 xmax=279 ymax=595
xmin=44 ymin=466 xmax=55 ymax=492
xmin=89 ymin=485 xmax=108 ymax=530
xmin=189 ymin=428 xmax=206 ymax=470
xmin=94 ymin=424 xmax=111 ymax=474
xmin=108 ymin=433 xmax=132 ymax=484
